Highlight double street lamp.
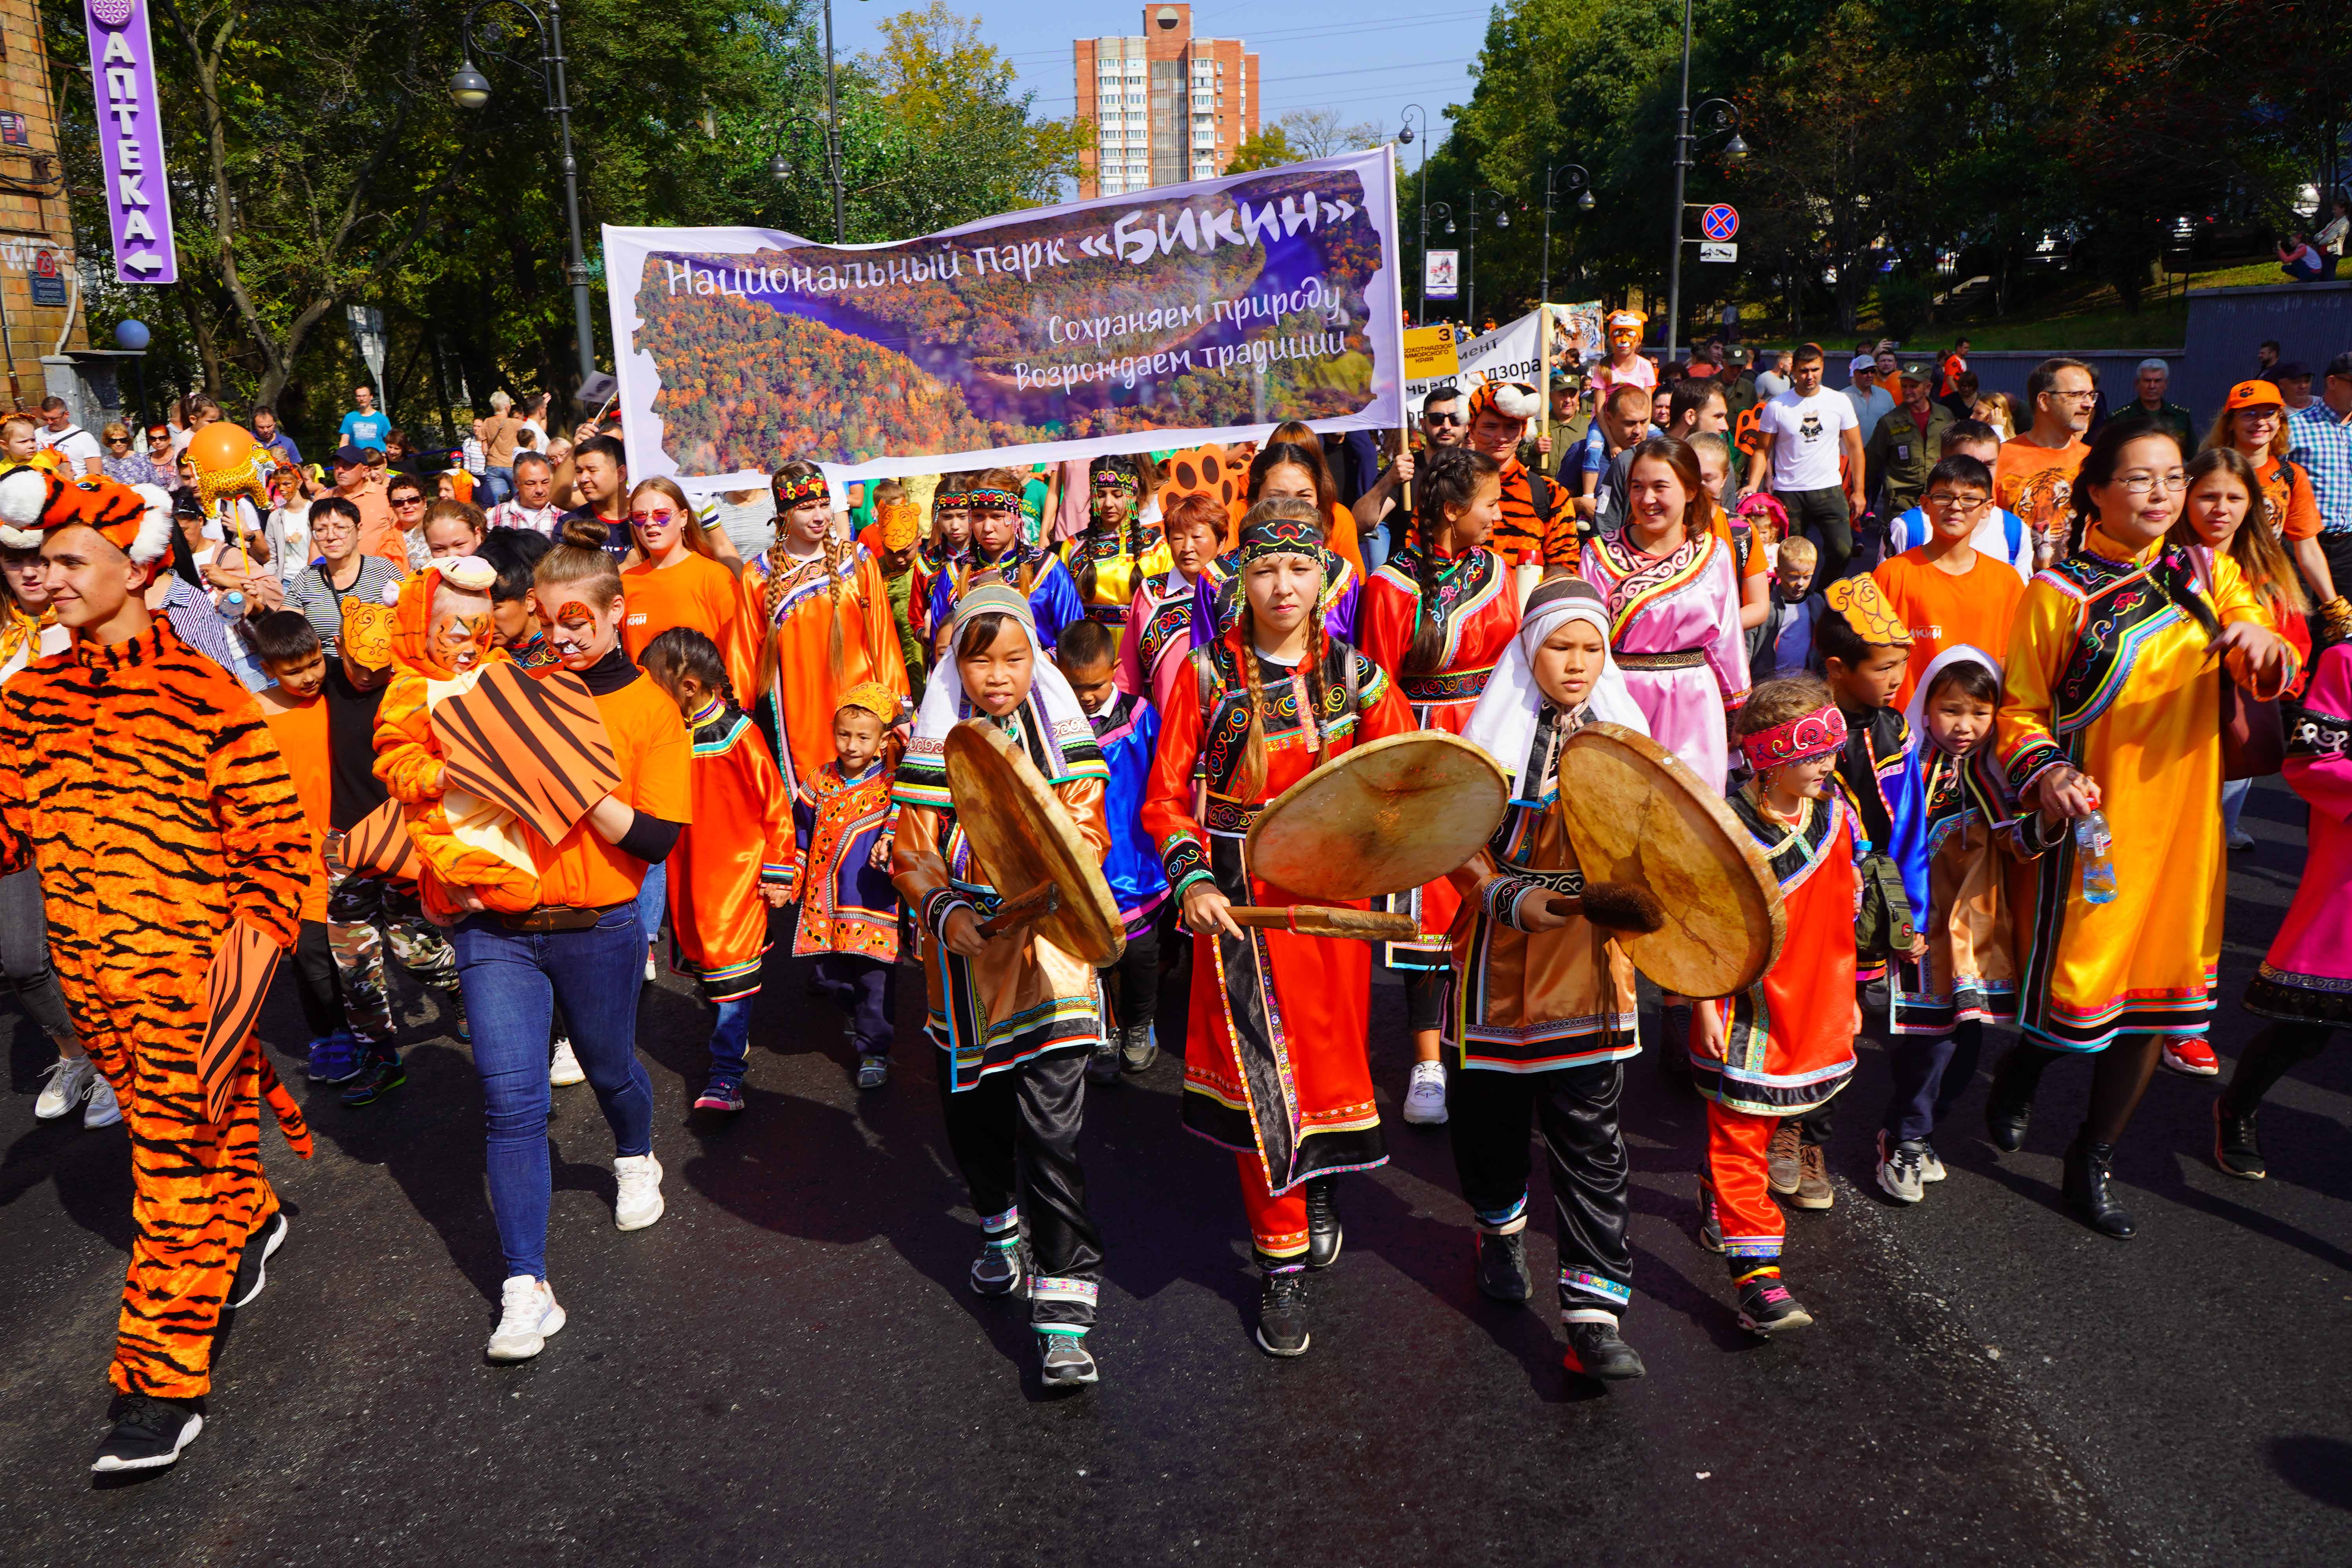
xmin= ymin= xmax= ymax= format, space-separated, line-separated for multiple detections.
xmin=1428 ymin=189 xmax=1510 ymax=332
xmin=1539 ymin=163 xmax=1594 ymax=306
xmin=450 ymin=0 xmax=597 ymax=385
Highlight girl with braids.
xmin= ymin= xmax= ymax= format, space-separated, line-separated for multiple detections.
xmin=1056 ymin=453 xmax=1170 ymax=629
xmin=1987 ymin=422 xmax=2292 ymax=1239
xmin=924 ymin=466 xmax=1083 ymax=653
xmin=908 ymin=474 xmax=976 ymax=645
xmin=1192 ymin=441 xmax=1364 ymax=648
xmin=1358 ymin=444 xmax=1518 ymax=1127
xmin=1140 ymin=498 xmax=1417 ymax=1360
xmin=640 ymin=627 xmax=794 ymax=1116
xmin=743 ymin=458 xmax=909 ymax=793
xmin=1116 ymin=490 xmax=1225 ymax=711
xmin=1574 ymin=436 xmax=1750 ymax=795
xmin=619 ymin=477 xmax=761 ymax=706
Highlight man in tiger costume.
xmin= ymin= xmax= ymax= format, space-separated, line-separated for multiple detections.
xmin=0 ymin=465 xmax=312 ymax=1472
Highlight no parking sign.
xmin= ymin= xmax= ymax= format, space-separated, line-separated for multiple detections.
xmin=1701 ymin=204 xmax=1739 ymax=242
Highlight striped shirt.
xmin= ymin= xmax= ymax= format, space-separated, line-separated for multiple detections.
xmin=2288 ymin=401 xmax=2352 ymax=534
xmin=283 ymin=556 xmax=405 ymax=656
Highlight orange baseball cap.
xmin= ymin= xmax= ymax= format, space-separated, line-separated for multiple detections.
xmin=2223 ymin=379 xmax=2285 ymax=412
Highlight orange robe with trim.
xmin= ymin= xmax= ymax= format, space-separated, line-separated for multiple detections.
xmin=667 ymin=701 xmax=794 ymax=1000
xmin=744 ymin=545 xmax=910 ymax=792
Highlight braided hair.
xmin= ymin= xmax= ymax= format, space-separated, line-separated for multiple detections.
xmin=1072 ymin=452 xmax=1147 ymax=603
xmin=1227 ymin=495 xmax=1330 ymax=801
xmin=1403 ymin=445 xmax=1501 ymax=676
xmin=760 ymin=455 xmax=851 ymax=697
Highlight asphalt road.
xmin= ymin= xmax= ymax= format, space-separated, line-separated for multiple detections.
xmin=3 ymin=777 xmax=2348 ymax=1565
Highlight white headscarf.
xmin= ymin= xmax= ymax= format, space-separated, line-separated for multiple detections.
xmin=1901 ymin=642 xmax=2001 ymax=750
xmin=896 ymin=583 xmax=1103 ymax=806
xmin=1460 ymin=576 xmax=1650 ymax=801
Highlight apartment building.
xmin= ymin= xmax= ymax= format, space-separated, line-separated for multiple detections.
xmin=1073 ymin=6 xmax=1259 ymax=199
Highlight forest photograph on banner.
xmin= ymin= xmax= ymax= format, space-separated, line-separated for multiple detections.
xmin=604 ymin=148 xmax=1405 ymax=488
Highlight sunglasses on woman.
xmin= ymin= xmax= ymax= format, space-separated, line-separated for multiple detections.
xmin=630 ymin=508 xmax=679 ymax=526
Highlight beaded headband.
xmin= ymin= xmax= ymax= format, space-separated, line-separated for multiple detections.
xmin=933 ymin=487 xmax=969 ymax=511
xmin=1092 ymin=467 xmax=1139 ymax=495
xmin=1236 ymin=515 xmax=1325 ymax=565
xmin=773 ymin=471 xmax=828 ymax=508
xmin=965 ymin=487 xmax=1022 ymax=514
xmin=1740 ymin=701 xmax=1848 ymax=771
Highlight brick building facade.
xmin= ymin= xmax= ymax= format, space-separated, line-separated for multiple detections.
xmin=1074 ymin=6 xmax=1258 ymax=200
xmin=0 ymin=0 xmax=88 ymax=411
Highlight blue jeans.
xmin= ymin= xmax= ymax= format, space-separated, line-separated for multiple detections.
xmin=453 ymin=904 xmax=653 ymax=1281
xmin=707 ymin=996 xmax=752 ymax=1085
xmin=483 ymin=466 xmax=515 ymax=507
xmin=635 ymin=860 xmax=667 ymax=948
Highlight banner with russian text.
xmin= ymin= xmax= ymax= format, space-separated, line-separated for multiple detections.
xmin=603 ymin=148 xmax=1406 ymax=493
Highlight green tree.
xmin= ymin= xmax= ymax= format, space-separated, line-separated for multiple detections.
xmin=1224 ymin=124 xmax=1297 ymax=174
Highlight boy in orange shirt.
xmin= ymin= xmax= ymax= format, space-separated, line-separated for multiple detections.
xmin=1871 ymin=454 xmax=2027 ymax=711
xmin=250 ymin=611 xmax=344 ymax=1081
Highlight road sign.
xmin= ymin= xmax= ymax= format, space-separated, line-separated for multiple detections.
xmin=83 ymin=0 xmax=178 ymax=284
xmin=1401 ymin=324 xmax=1460 ymax=382
xmin=1699 ymin=241 xmax=1739 ymax=264
xmin=28 ymin=249 xmax=65 ymax=307
xmin=1701 ymin=203 xmax=1739 ymax=241
xmin=1424 ymin=249 xmax=1459 ymax=301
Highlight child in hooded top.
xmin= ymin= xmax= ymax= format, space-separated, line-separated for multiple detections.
xmin=1056 ymin=617 xmax=1169 ymax=1083
xmin=1875 ymin=647 xmax=2031 ymax=1202
xmin=641 ymin=627 xmax=795 ymax=1114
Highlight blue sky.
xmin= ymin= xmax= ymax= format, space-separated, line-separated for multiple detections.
xmin=824 ymin=0 xmax=1484 ymax=161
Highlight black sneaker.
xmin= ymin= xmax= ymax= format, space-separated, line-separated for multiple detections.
xmin=1119 ymin=1022 xmax=1158 ymax=1074
xmin=1562 ymin=1319 xmax=1647 ymax=1381
xmin=1256 ymin=1269 xmax=1310 ymax=1357
xmin=1085 ymin=1040 xmax=1121 ymax=1085
xmin=91 ymin=1393 xmax=203 ymax=1473
xmin=971 ymin=1238 xmax=1027 ymax=1298
xmin=1731 ymin=1261 xmax=1813 ymax=1335
xmin=2214 ymin=1100 xmax=2266 ymax=1180
xmin=339 ymin=1057 xmax=406 ymax=1107
xmin=227 ymin=1210 xmax=287 ymax=1309
xmin=1696 ymin=1185 xmax=1724 ymax=1254
xmin=1303 ymin=1176 xmax=1343 ymax=1270
xmin=1475 ymin=1229 xmax=1531 ymax=1303
xmin=1038 ymin=1332 xmax=1098 ymax=1389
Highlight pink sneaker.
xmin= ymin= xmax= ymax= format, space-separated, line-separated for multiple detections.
xmin=2161 ymin=1036 xmax=2219 ymax=1077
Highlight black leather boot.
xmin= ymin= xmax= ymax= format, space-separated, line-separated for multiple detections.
xmin=2063 ymin=1135 xmax=2136 ymax=1238
xmin=1984 ymin=1047 xmax=2040 ymax=1153
xmin=1304 ymin=1176 xmax=1342 ymax=1270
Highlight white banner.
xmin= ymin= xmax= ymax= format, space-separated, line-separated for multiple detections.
xmin=603 ymin=149 xmax=1409 ymax=496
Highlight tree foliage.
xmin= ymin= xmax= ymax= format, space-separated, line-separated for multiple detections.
xmin=1224 ymin=125 xmax=1297 ymax=174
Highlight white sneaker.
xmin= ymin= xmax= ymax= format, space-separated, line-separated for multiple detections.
xmin=486 ymin=1274 xmax=565 ymax=1361
xmin=83 ymin=1074 xmax=123 ymax=1130
xmin=644 ymin=944 xmax=657 ymax=981
xmin=613 ymin=1152 xmax=665 ymax=1230
xmin=1401 ymin=1059 xmax=1449 ymax=1125
xmin=34 ymin=1054 xmax=95 ymax=1120
xmin=548 ymin=1038 xmax=585 ymax=1086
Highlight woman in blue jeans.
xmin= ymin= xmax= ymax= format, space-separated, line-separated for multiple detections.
xmin=436 ymin=518 xmax=693 ymax=1362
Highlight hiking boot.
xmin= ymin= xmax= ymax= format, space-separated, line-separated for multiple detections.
xmin=1766 ymin=1122 xmax=1802 ymax=1194
xmin=1562 ymin=1319 xmax=1646 ymax=1381
xmin=1120 ymin=1022 xmax=1158 ymax=1074
xmin=1255 ymin=1268 xmax=1310 ymax=1357
xmin=1792 ymin=1142 xmax=1833 ymax=1210
xmin=1475 ymin=1229 xmax=1531 ymax=1304
xmin=1731 ymin=1261 xmax=1813 ymax=1335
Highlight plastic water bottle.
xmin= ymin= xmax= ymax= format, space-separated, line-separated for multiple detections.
xmin=216 ymin=589 xmax=245 ymax=621
xmin=2076 ymin=810 xmax=2117 ymax=905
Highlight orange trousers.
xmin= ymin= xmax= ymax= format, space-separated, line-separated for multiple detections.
xmin=1236 ymin=1152 xmax=1311 ymax=1260
xmin=1704 ymin=1100 xmax=1786 ymax=1259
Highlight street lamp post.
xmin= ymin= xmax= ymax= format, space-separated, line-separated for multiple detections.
xmin=1465 ymin=188 xmax=1509 ymax=330
xmin=1397 ymin=103 xmax=1431 ymax=326
xmin=450 ymin=0 xmax=597 ymax=386
xmin=1664 ymin=0 xmax=1747 ymax=363
xmin=767 ymin=105 xmax=847 ymax=243
xmin=1539 ymin=163 xmax=1593 ymax=306
xmin=818 ymin=0 xmax=846 ymax=243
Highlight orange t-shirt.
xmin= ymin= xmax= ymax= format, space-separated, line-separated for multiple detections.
xmin=2256 ymin=455 xmax=2322 ymax=543
xmin=621 ymin=551 xmax=760 ymax=705
xmin=524 ymin=671 xmax=693 ymax=910
xmin=1872 ymin=546 xmax=2026 ymax=710
xmin=1709 ymin=505 xmax=1768 ymax=583
xmin=258 ymin=687 xmax=332 ymax=922
xmin=1992 ymin=437 xmax=2088 ymax=533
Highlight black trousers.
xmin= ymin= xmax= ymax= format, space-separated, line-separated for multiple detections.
xmin=1448 ymin=1062 xmax=1632 ymax=1321
xmin=936 ymin=1043 xmax=1102 ymax=1330
xmin=815 ymin=953 xmax=895 ymax=1054
xmin=1098 ymin=913 xmax=1163 ymax=1034
xmin=1882 ymin=1020 xmax=1985 ymax=1143
xmin=1402 ymin=968 xmax=1448 ymax=1034
xmin=292 ymin=919 xmax=340 ymax=1038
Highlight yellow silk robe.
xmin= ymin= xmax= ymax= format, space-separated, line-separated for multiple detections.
xmin=1997 ymin=526 xmax=2292 ymax=1050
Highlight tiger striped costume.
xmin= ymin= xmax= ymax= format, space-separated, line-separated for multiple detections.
xmin=0 ymin=620 xmax=312 ymax=1398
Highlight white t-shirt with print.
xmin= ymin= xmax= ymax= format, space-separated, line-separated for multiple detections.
xmin=1759 ymin=388 xmax=1859 ymax=494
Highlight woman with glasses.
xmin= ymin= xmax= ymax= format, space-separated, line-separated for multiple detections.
xmin=98 ymin=423 xmax=164 ymax=488
xmin=1985 ymin=421 xmax=2294 ymax=1239
xmin=282 ymin=496 xmax=405 ymax=657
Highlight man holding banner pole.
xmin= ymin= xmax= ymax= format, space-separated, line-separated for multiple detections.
xmin=1351 ymin=385 xmax=1469 ymax=561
